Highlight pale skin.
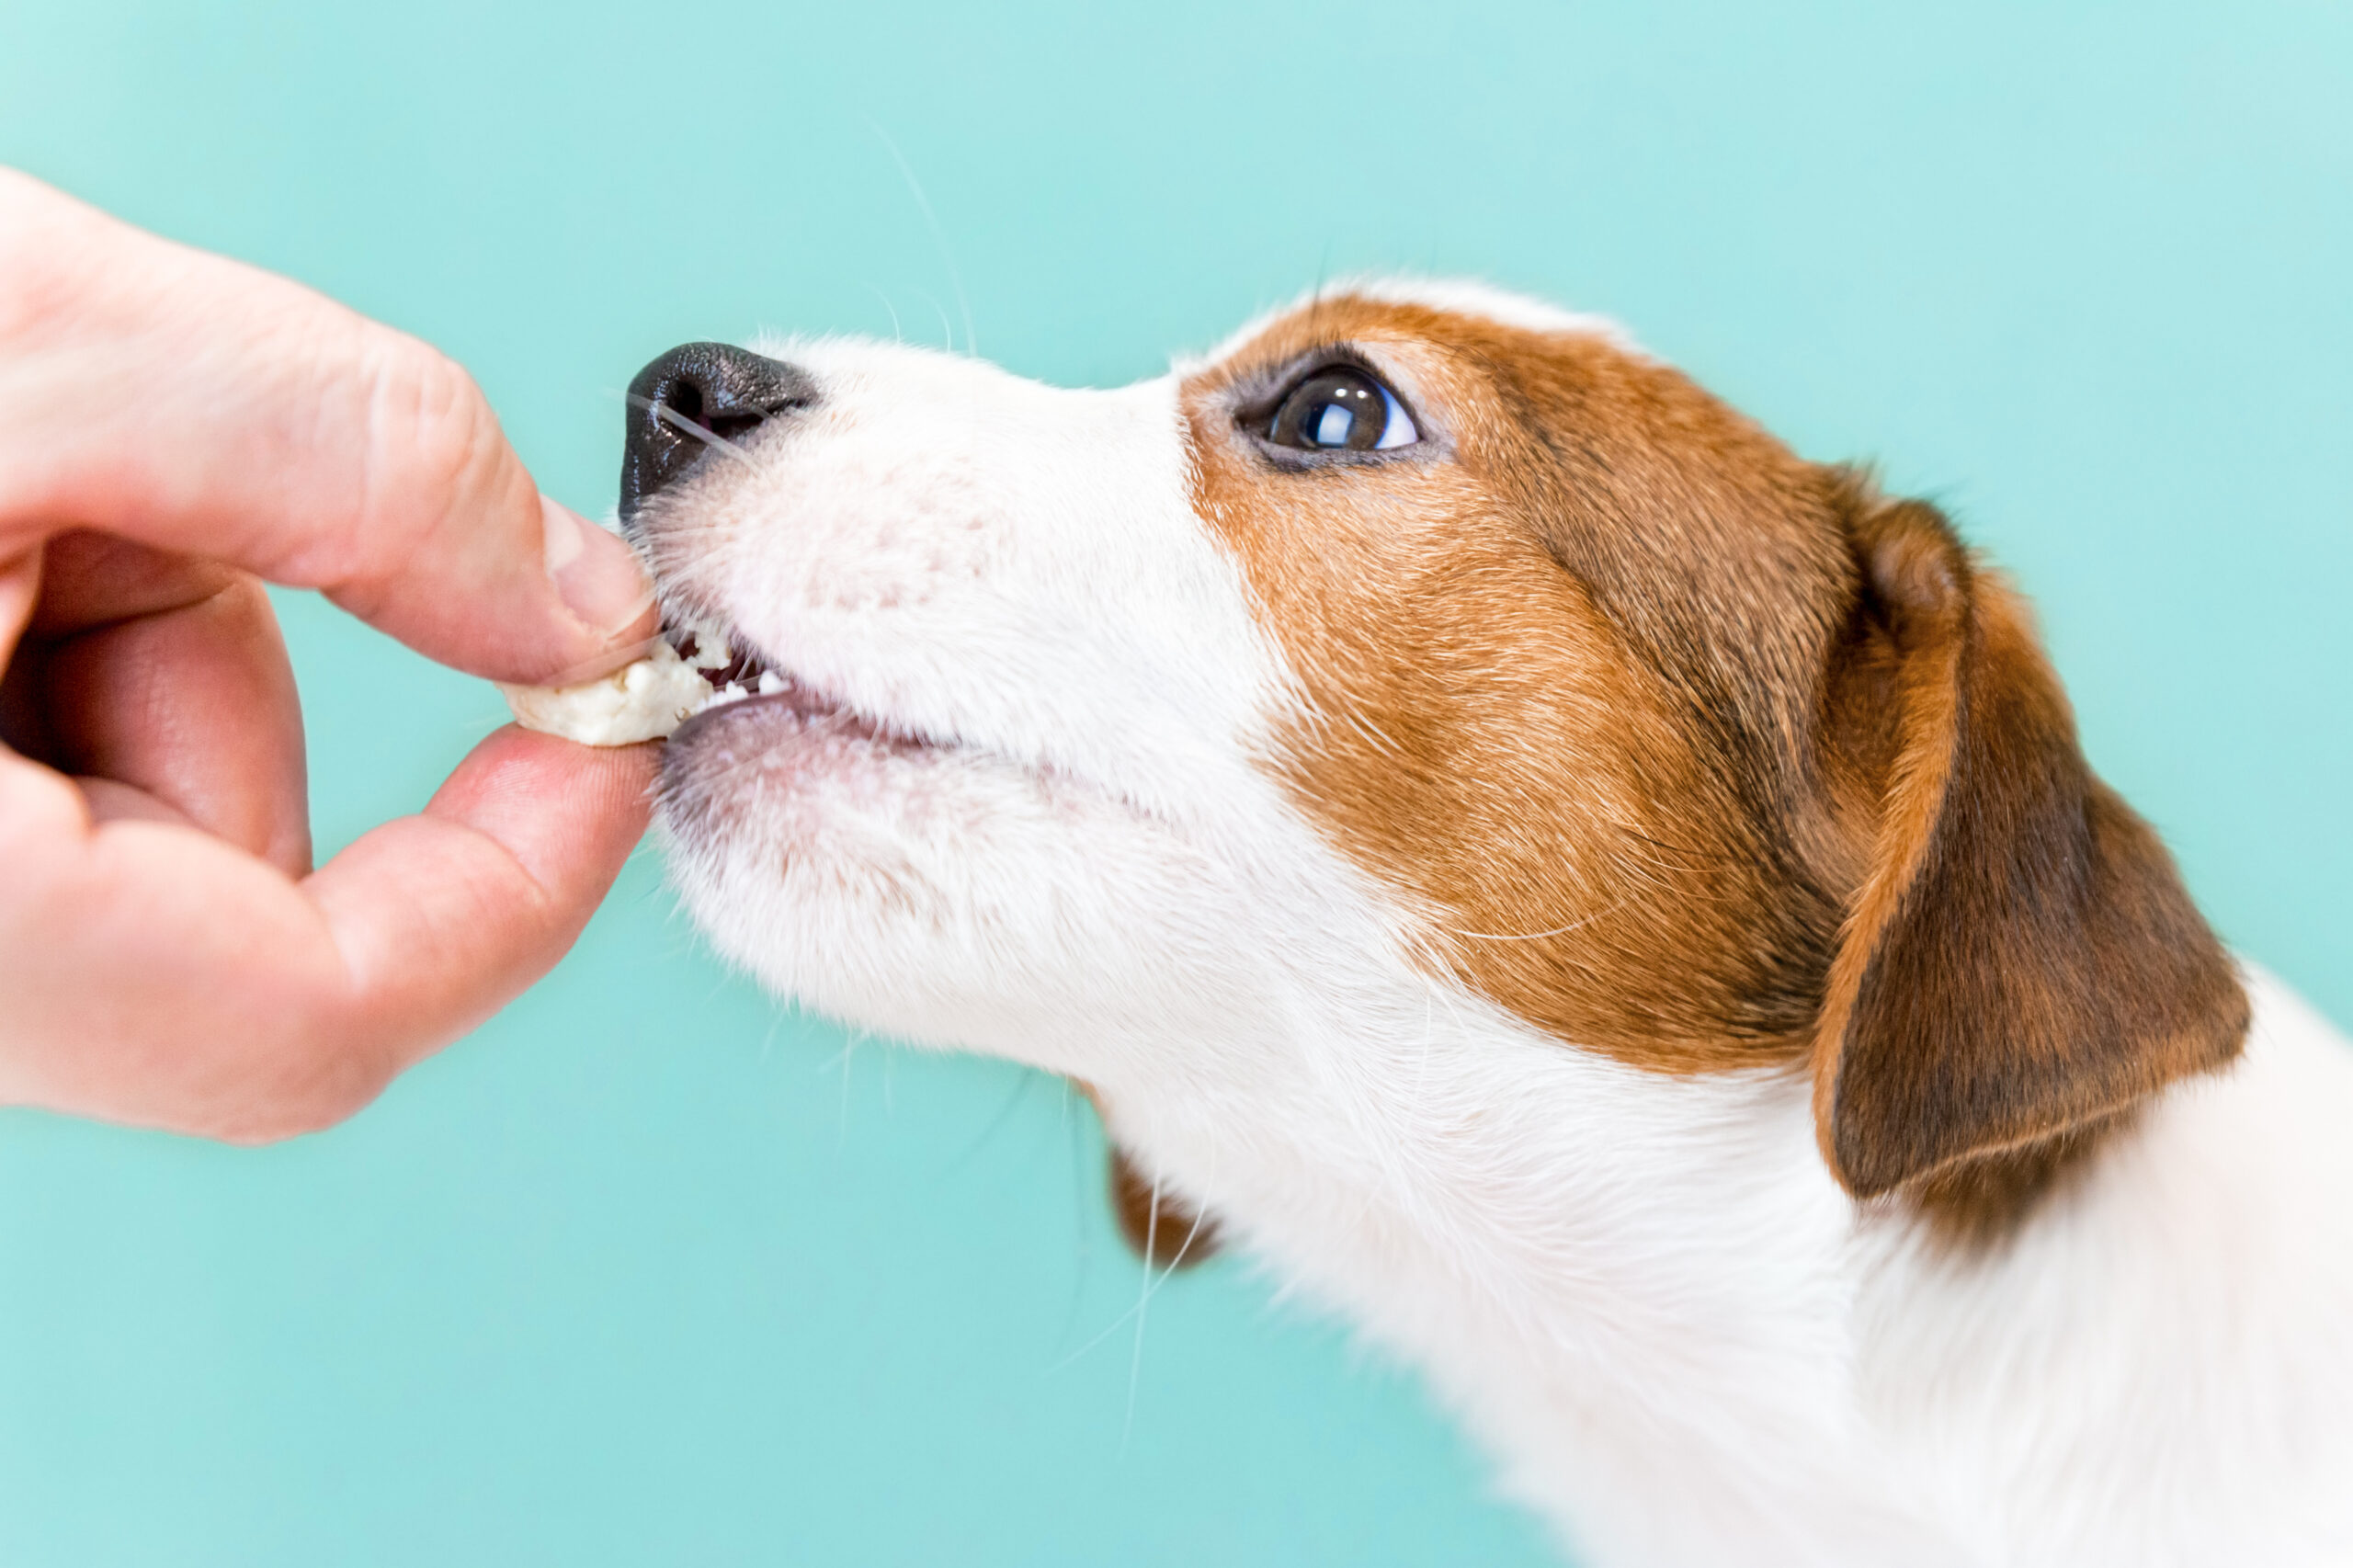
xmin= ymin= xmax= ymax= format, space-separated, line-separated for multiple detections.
xmin=0 ymin=170 xmax=662 ymax=1141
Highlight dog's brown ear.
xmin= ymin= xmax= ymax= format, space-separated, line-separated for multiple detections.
xmin=1072 ymin=1080 xmax=1221 ymax=1268
xmin=1107 ymin=1143 xmax=1220 ymax=1269
xmin=1810 ymin=490 xmax=2247 ymax=1199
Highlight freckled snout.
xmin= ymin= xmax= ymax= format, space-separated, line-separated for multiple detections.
xmin=620 ymin=342 xmax=816 ymax=521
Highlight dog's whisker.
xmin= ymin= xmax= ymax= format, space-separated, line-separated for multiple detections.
xmin=621 ymin=391 xmax=763 ymax=470
xmin=869 ymin=119 xmax=976 ymax=355
xmin=1438 ymin=904 xmax=1623 ymax=943
xmin=1411 ymin=984 xmax=1438 ymax=1117
xmin=1341 ymin=708 xmax=1405 ymax=759
xmin=910 ymin=288 xmax=956 ymax=356
xmin=867 ymin=285 xmax=905 ymax=345
xmin=1120 ymin=1176 xmax=1159 ymax=1453
xmin=1042 ymin=1169 xmax=1209 ymax=1381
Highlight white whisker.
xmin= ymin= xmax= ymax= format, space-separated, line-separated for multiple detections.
xmin=1121 ymin=1175 xmax=1159 ymax=1451
xmin=1439 ymin=903 xmax=1626 ymax=943
xmin=1045 ymin=1154 xmax=1217 ymax=1381
xmin=911 ymin=288 xmax=956 ymax=355
xmin=620 ymin=392 xmax=763 ymax=470
xmin=1343 ymin=709 xmax=1405 ymax=758
xmin=866 ymin=285 xmax=905 ymax=344
xmin=869 ymin=119 xmax=978 ymax=355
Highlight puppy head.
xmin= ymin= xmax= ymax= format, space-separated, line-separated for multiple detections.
xmin=634 ymin=282 xmax=2245 ymax=1204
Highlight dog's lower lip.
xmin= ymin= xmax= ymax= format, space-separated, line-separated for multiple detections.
xmin=669 ymin=684 xmax=870 ymax=747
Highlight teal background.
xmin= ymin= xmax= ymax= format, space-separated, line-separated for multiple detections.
xmin=2 ymin=2 xmax=2347 ymax=1563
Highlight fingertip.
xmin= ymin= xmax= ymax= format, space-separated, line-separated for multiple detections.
xmin=426 ymin=725 xmax=657 ymax=895
xmin=543 ymin=497 xmax=658 ymax=644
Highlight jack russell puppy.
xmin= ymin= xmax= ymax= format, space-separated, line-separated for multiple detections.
xmin=587 ymin=283 xmax=2353 ymax=1566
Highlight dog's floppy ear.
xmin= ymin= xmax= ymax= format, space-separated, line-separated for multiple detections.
xmin=1107 ymin=1143 xmax=1220 ymax=1270
xmin=1073 ymin=1080 xmax=1220 ymax=1268
xmin=1809 ymin=488 xmax=2247 ymax=1199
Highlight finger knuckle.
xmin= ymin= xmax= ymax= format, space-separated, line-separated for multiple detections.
xmin=363 ymin=334 xmax=501 ymax=503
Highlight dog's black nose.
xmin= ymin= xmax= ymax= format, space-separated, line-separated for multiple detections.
xmin=620 ymin=342 xmax=815 ymax=522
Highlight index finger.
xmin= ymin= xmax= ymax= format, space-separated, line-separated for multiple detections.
xmin=0 ymin=169 xmax=654 ymax=685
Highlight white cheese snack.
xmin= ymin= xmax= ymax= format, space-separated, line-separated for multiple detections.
xmin=500 ymin=638 xmax=713 ymax=745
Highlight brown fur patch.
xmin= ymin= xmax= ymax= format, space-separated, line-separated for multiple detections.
xmin=1183 ymin=297 xmax=1857 ymax=1070
xmin=1180 ymin=291 xmax=2246 ymax=1224
xmin=1107 ymin=1143 xmax=1220 ymax=1270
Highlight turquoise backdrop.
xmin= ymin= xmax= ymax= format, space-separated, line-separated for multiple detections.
xmin=1 ymin=4 xmax=2347 ymax=1564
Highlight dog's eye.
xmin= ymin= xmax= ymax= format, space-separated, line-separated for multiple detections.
xmin=1265 ymin=365 xmax=1417 ymax=452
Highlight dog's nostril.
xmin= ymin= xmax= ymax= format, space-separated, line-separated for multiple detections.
xmin=620 ymin=342 xmax=817 ymax=526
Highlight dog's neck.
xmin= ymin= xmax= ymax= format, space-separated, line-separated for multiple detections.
xmin=1102 ymin=957 xmax=1965 ymax=1565
xmin=1093 ymin=931 xmax=2351 ymax=1567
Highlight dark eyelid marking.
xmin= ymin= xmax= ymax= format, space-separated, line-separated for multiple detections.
xmin=1230 ymin=344 xmax=1392 ymax=426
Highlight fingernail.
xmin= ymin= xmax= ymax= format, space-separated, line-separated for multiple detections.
xmin=536 ymin=635 xmax=671 ymax=689
xmin=543 ymin=497 xmax=655 ymax=640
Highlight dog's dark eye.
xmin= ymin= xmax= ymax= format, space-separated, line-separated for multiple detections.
xmin=1264 ymin=365 xmax=1417 ymax=452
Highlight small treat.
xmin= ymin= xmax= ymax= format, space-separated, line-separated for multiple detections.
xmin=500 ymin=638 xmax=713 ymax=745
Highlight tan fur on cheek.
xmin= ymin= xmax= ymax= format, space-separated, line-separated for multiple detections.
xmin=1180 ymin=301 xmax=1850 ymax=1072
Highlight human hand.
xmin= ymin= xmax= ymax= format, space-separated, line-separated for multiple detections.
xmin=0 ymin=170 xmax=661 ymax=1141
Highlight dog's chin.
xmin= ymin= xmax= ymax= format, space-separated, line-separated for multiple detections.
xmin=654 ymin=695 xmax=1238 ymax=1078
xmin=656 ymin=709 xmax=989 ymax=1038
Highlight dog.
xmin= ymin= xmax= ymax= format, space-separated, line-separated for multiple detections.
xmin=618 ymin=283 xmax=2353 ymax=1567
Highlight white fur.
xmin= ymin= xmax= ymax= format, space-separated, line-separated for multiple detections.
xmin=642 ymin=295 xmax=2353 ymax=1567
xmin=1188 ymin=275 xmax=1646 ymax=371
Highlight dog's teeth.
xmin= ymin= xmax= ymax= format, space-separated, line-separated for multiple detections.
xmin=667 ymin=614 xmax=734 ymax=671
xmin=721 ymin=681 xmax=747 ymax=703
xmin=757 ymin=670 xmax=785 ymax=696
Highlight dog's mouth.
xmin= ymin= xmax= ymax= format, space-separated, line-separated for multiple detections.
xmin=668 ymin=622 xmax=776 ymax=700
xmin=661 ymin=616 xmax=927 ymax=752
